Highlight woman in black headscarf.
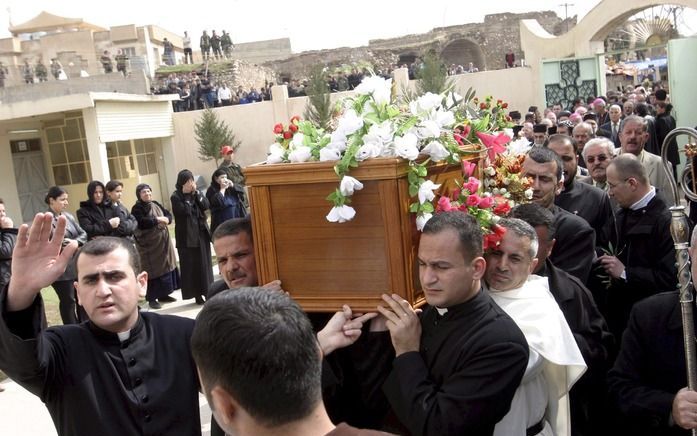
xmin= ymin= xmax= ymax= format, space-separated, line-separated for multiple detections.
xmin=206 ymin=168 xmax=246 ymax=235
xmin=77 ymin=180 xmax=117 ymax=240
xmin=170 ymin=170 xmax=213 ymax=304
xmin=131 ymin=184 xmax=180 ymax=309
xmin=46 ymin=186 xmax=87 ymax=324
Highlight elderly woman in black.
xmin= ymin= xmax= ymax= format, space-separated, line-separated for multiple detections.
xmin=171 ymin=170 xmax=213 ymax=305
xmin=46 ymin=186 xmax=87 ymax=324
xmin=131 ymin=184 xmax=181 ymax=309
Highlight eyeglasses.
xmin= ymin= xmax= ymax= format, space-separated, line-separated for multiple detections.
xmin=585 ymin=155 xmax=609 ymax=164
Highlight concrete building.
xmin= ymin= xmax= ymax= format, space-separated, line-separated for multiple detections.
xmin=0 ymin=11 xmax=184 ymax=86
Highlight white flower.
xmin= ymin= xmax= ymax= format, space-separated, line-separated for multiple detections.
xmin=499 ymin=188 xmax=507 ymax=194
xmin=266 ymin=143 xmax=286 ymax=164
xmin=491 ymin=215 xmax=501 ymax=224
xmin=291 ymin=132 xmax=305 ymax=148
xmin=417 ymin=120 xmax=441 ymax=139
xmin=421 ymin=140 xmax=449 ymax=162
xmin=326 ymin=205 xmax=356 ymax=223
xmin=416 ymin=212 xmax=433 ymax=231
xmin=336 ymin=109 xmax=364 ymax=136
xmin=328 ymin=131 xmax=348 ymax=152
xmin=354 ymin=76 xmax=392 ymax=106
xmin=394 ymin=133 xmax=420 ymax=161
xmin=418 ymin=180 xmax=441 ymax=204
xmin=339 ymin=176 xmax=364 ymax=196
xmin=319 ymin=146 xmax=341 ymax=162
xmin=415 ymin=92 xmax=443 ymax=112
xmin=356 ymin=141 xmax=382 ymax=161
xmin=365 ymin=121 xmax=394 ymax=145
xmin=288 ymin=146 xmax=312 ymax=163
xmin=486 ymin=166 xmax=496 ymax=176
xmin=507 ymin=137 xmax=532 ymax=155
xmin=434 ymin=109 xmax=455 ymax=128
xmin=525 ymin=188 xmax=534 ymax=200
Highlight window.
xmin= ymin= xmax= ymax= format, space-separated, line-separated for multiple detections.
xmin=105 ymin=138 xmax=159 ymax=179
xmin=45 ymin=116 xmax=91 ymax=185
xmin=122 ymin=47 xmax=136 ymax=57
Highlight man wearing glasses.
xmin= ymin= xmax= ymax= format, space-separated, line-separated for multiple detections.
xmin=598 ymin=154 xmax=676 ymax=340
xmin=581 ymin=137 xmax=615 ymax=191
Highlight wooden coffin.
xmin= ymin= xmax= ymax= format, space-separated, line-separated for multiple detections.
xmin=245 ymin=152 xmax=485 ymax=312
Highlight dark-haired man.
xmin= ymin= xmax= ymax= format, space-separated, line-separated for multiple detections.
xmin=549 ymin=134 xmax=614 ymax=252
xmin=192 ymin=288 xmax=391 ymax=436
xmin=365 ymin=211 xmax=529 ymax=435
xmin=0 ymin=215 xmax=202 ymax=435
xmin=522 ymin=147 xmax=596 ymax=283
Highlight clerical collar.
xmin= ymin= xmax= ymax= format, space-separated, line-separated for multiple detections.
xmin=630 ymin=186 xmax=655 ymax=210
xmin=117 ymin=330 xmax=131 ymax=342
xmin=435 ymin=307 xmax=448 ymax=316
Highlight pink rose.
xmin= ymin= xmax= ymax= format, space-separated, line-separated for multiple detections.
xmin=466 ymin=194 xmax=480 ymax=207
xmin=463 ymin=176 xmax=480 ymax=193
xmin=478 ymin=196 xmax=494 ymax=208
xmin=436 ymin=196 xmax=454 ymax=212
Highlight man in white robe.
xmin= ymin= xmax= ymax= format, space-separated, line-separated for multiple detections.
xmin=484 ymin=218 xmax=587 ymax=436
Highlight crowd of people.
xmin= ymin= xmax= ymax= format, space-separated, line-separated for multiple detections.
xmin=0 ymin=78 xmax=696 ymax=436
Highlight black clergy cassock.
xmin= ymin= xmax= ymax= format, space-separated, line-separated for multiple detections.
xmin=549 ymin=205 xmax=596 ymax=284
xmin=0 ymin=290 xmax=201 ymax=436
xmin=538 ymin=258 xmax=614 ymax=436
xmin=607 ymin=292 xmax=690 ymax=436
xmin=346 ymin=290 xmax=529 ymax=436
xmin=555 ymin=178 xmax=614 ymax=252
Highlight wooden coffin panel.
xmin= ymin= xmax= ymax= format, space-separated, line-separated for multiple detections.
xmin=246 ymin=154 xmax=483 ymax=312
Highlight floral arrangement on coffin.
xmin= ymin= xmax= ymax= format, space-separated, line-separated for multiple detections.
xmin=440 ymin=154 xmax=533 ymax=249
xmin=265 ymin=74 xmax=520 ymax=230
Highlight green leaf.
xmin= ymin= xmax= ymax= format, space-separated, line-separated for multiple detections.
xmin=416 ymin=165 xmax=428 ymax=177
xmin=421 ymin=202 xmax=435 ymax=213
xmin=409 ymin=202 xmax=420 ymax=213
xmin=409 ymin=184 xmax=419 ymax=197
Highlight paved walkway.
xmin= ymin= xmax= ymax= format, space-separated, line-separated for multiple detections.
xmin=0 ymin=290 xmax=214 ymax=436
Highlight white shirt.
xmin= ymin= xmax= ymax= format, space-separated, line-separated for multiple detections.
xmin=183 ymin=36 xmax=191 ymax=49
xmin=487 ymin=276 xmax=587 ymax=436
xmin=218 ymin=86 xmax=232 ymax=101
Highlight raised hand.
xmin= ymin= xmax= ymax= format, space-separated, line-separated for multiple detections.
xmin=376 ymin=293 xmax=422 ymax=356
xmin=7 ymin=213 xmax=77 ymax=311
xmin=317 ymin=305 xmax=377 ymax=357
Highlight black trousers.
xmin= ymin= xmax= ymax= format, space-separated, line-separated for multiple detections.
xmin=52 ymin=280 xmax=79 ymax=325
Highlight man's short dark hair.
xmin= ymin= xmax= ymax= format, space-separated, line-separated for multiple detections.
xmin=75 ymin=236 xmax=141 ymax=277
xmin=510 ymin=203 xmax=556 ymax=241
xmin=526 ymin=147 xmax=564 ymax=182
xmin=191 ymin=288 xmax=321 ymax=427
xmin=423 ymin=211 xmax=483 ymax=260
xmin=212 ymin=215 xmax=253 ymax=242
xmin=105 ymin=180 xmax=123 ymax=192
xmin=547 ymin=134 xmax=577 ymax=153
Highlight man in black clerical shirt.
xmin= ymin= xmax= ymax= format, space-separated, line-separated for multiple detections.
xmin=548 ymin=134 xmax=614 ymax=252
xmin=0 ymin=214 xmax=201 ymax=436
xmin=522 ymin=147 xmax=596 ymax=283
xmin=361 ymin=211 xmax=529 ymax=435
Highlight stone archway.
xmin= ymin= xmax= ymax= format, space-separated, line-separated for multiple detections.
xmin=440 ymin=38 xmax=486 ymax=71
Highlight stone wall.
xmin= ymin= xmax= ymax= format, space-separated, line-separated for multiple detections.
xmin=264 ymin=11 xmax=576 ymax=80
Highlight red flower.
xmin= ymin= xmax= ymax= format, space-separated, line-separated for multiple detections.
xmin=477 ymin=132 xmax=511 ymax=161
xmin=273 ymin=123 xmax=284 ymax=134
xmin=290 ymin=115 xmax=300 ymax=124
xmin=450 ymin=188 xmax=462 ymax=201
xmin=283 ymin=131 xmax=293 ymax=139
xmin=461 ymin=125 xmax=471 ymax=137
xmin=492 ymin=224 xmax=507 ymax=237
xmin=466 ymin=194 xmax=480 ymax=207
xmin=502 ymin=102 xmax=509 ymax=109
xmin=483 ymin=233 xmax=503 ymax=250
xmin=289 ymin=124 xmax=298 ymax=132
xmin=478 ymin=196 xmax=494 ymax=209
xmin=480 ymin=102 xmax=487 ymax=110
xmin=493 ymin=199 xmax=511 ymax=215
xmin=436 ymin=196 xmax=454 ymax=212
xmin=463 ymin=176 xmax=480 ymax=193
xmin=497 ymin=99 xmax=502 ymax=105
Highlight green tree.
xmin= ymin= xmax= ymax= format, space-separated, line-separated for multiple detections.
xmin=416 ymin=51 xmax=453 ymax=95
xmin=304 ymin=65 xmax=333 ymax=130
xmin=194 ymin=108 xmax=241 ymax=166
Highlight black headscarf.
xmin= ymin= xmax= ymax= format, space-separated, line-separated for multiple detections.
xmin=136 ymin=183 xmax=152 ymax=202
xmin=86 ymin=180 xmax=105 ymax=205
xmin=176 ymin=169 xmax=194 ymax=192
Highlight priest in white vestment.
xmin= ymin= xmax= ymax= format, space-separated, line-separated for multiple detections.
xmin=484 ymin=218 xmax=587 ymax=436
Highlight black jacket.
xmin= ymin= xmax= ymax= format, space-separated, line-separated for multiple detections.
xmin=77 ymin=200 xmax=111 ymax=240
xmin=103 ymin=201 xmax=137 ymax=241
xmin=555 ymin=178 xmax=614 ymax=252
xmin=0 ymin=227 xmax=17 ymax=290
xmin=598 ymin=194 xmax=677 ymax=340
xmin=607 ymin=292 xmax=689 ymax=435
xmin=170 ymin=189 xmax=210 ymax=248
xmin=549 ymin=205 xmax=596 ymax=284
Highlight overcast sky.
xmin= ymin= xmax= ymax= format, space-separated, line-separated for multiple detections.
xmin=1 ymin=1 xmax=694 ymax=53
xmin=0 ymin=0 xmax=605 ymax=52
